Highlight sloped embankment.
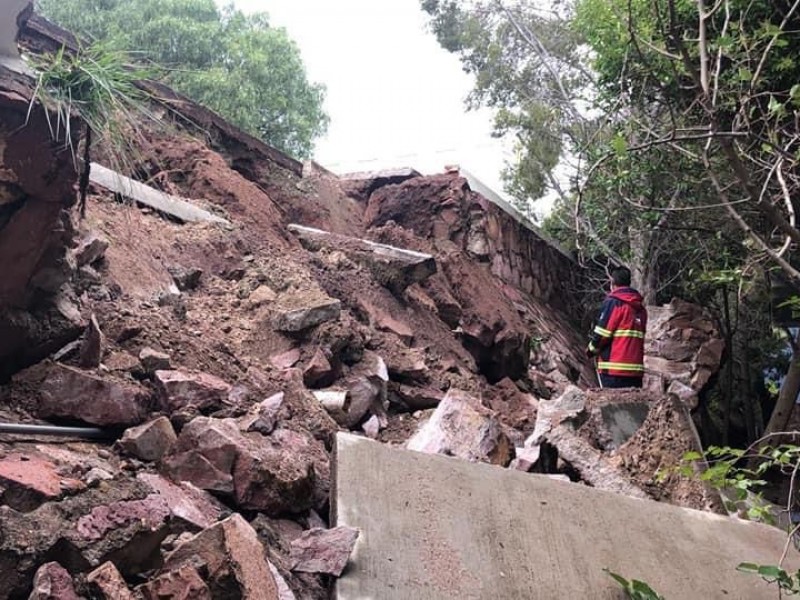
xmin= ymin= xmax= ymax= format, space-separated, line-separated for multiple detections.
xmin=0 ymin=13 xmax=724 ymax=599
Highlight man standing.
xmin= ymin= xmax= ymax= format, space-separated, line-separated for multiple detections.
xmin=586 ymin=266 xmax=648 ymax=389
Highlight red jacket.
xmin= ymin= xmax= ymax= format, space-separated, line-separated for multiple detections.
xmin=588 ymin=287 xmax=647 ymax=377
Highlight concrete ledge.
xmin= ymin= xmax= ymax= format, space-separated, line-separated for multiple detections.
xmin=90 ymin=163 xmax=229 ymax=225
xmin=334 ymin=432 xmax=798 ymax=600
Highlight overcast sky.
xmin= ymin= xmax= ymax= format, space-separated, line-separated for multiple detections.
xmin=231 ymin=0 xmax=514 ymax=198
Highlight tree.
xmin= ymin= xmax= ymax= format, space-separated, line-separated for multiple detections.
xmin=422 ymin=0 xmax=800 ymax=445
xmin=36 ymin=0 xmax=329 ymax=158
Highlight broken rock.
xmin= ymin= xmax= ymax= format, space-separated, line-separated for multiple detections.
xmin=86 ymin=562 xmax=135 ymax=600
xmin=139 ymin=347 xmax=172 ymax=374
xmin=302 ymin=347 xmax=335 ymax=388
xmin=29 ymin=562 xmax=80 ymax=600
xmin=118 ymin=416 xmax=177 ymax=462
xmin=78 ymin=313 xmax=104 ymax=368
xmin=167 ymin=265 xmax=203 ymax=291
xmin=154 ymin=369 xmax=233 ymax=414
xmin=74 ymin=232 xmax=109 ymax=267
xmin=406 ymin=389 xmax=512 ymax=466
xmin=289 ymin=526 xmax=360 ymax=577
xmin=140 ymin=563 xmax=211 ymax=600
xmin=160 ymin=514 xmax=279 ymax=599
xmin=272 ymin=296 xmax=341 ymax=332
xmin=0 ymin=453 xmax=68 ymax=511
xmin=138 ymin=472 xmax=226 ymax=531
xmin=38 ymin=363 xmax=151 ymax=426
xmin=163 ymin=417 xmax=328 ymax=515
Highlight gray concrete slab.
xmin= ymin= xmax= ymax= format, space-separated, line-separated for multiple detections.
xmin=90 ymin=163 xmax=229 ymax=225
xmin=334 ymin=432 xmax=799 ymax=600
xmin=600 ymin=401 xmax=651 ymax=448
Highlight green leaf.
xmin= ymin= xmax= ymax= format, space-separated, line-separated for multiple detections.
xmin=611 ymin=133 xmax=628 ymax=156
xmin=738 ymin=67 xmax=753 ymax=81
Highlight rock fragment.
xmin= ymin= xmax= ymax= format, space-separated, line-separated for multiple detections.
xmin=118 ymin=416 xmax=177 ymax=462
xmin=29 ymin=562 xmax=80 ymax=600
xmin=406 ymin=389 xmax=512 ymax=466
xmin=289 ymin=526 xmax=359 ymax=577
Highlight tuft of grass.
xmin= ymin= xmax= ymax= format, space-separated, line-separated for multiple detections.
xmin=26 ymin=40 xmax=161 ymax=215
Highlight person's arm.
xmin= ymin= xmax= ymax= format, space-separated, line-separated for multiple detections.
xmin=587 ymin=298 xmax=617 ymax=356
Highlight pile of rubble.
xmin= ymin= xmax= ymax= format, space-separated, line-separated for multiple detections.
xmin=0 ymin=12 xmax=728 ymax=599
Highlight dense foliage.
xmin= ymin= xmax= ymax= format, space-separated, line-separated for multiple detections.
xmin=37 ymin=0 xmax=329 ymax=158
xmin=421 ymin=0 xmax=800 ymax=445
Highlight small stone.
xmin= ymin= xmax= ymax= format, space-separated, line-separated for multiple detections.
xmin=139 ymin=347 xmax=172 ymax=374
xmin=248 ymin=285 xmax=277 ymax=310
xmin=78 ymin=314 xmax=104 ymax=368
xmin=289 ymin=526 xmax=359 ymax=577
xmin=168 ymin=265 xmax=203 ymax=291
xmin=74 ymin=232 xmax=109 ymax=267
xmin=303 ymin=347 xmax=335 ymax=388
xmin=362 ymin=415 xmax=381 ymax=439
xmin=86 ymin=562 xmax=135 ymax=600
xmin=118 ymin=417 xmax=177 ymax=462
xmin=29 ymin=562 xmax=80 ymax=600
xmin=270 ymin=349 xmax=301 ymax=370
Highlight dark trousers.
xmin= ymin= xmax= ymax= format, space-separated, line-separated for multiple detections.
xmin=599 ymin=374 xmax=643 ymax=389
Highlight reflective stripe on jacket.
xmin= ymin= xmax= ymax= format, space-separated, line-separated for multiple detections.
xmin=588 ymin=287 xmax=647 ymax=378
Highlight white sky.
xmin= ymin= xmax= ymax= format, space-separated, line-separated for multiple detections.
xmin=230 ymin=0 xmax=516 ymax=200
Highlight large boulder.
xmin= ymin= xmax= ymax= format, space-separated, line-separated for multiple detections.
xmin=406 ymin=389 xmax=512 ymax=466
xmin=38 ymin=363 xmax=151 ymax=426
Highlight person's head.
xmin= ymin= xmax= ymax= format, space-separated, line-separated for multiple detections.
xmin=610 ymin=266 xmax=631 ymax=288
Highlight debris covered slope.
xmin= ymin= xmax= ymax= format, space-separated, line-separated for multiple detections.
xmin=0 ymin=14 xmax=727 ymax=599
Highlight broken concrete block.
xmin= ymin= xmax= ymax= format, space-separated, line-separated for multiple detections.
xmin=526 ymin=385 xmax=586 ymax=447
xmin=545 ymin=425 xmax=649 ymax=499
xmin=406 ymin=389 xmax=512 ymax=466
xmin=78 ymin=313 xmax=104 ymax=368
xmin=167 ymin=265 xmax=203 ymax=291
xmin=139 ymin=347 xmax=172 ymax=374
xmin=154 ymin=369 xmax=233 ymax=414
xmin=119 ymin=416 xmax=177 ymax=462
xmin=272 ymin=297 xmax=341 ymax=332
xmin=74 ymin=232 xmax=109 ymax=267
xmin=38 ymin=363 xmax=151 ymax=426
xmin=29 ymin=562 xmax=80 ymax=600
xmin=86 ymin=562 xmax=135 ymax=600
xmin=138 ymin=472 xmax=226 ymax=531
xmin=289 ymin=526 xmax=359 ymax=577
xmin=161 ymin=514 xmax=279 ymax=599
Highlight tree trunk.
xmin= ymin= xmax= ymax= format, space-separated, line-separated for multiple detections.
xmin=629 ymin=227 xmax=656 ymax=304
xmin=763 ymin=345 xmax=800 ymax=437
